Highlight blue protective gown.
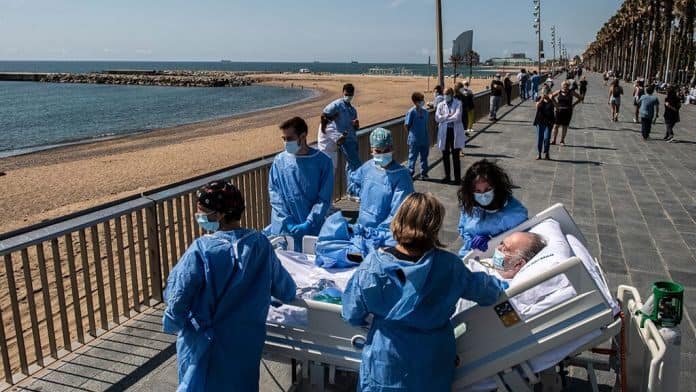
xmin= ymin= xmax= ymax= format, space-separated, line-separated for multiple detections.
xmin=267 ymin=148 xmax=334 ymax=250
xmin=458 ymin=196 xmax=528 ymax=256
xmin=325 ymin=98 xmax=362 ymax=175
xmin=348 ymin=159 xmax=414 ymax=230
xmin=163 ymin=229 xmax=296 ymax=392
xmin=342 ymin=248 xmax=507 ymax=391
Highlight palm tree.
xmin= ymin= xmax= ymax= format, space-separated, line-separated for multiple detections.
xmin=449 ymin=53 xmax=464 ymax=85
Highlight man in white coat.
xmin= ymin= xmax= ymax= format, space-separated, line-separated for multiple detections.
xmin=435 ymin=87 xmax=466 ymax=184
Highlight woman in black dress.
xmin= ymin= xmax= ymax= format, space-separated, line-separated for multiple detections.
xmin=551 ymin=80 xmax=583 ymax=146
xmin=663 ymin=86 xmax=680 ymax=142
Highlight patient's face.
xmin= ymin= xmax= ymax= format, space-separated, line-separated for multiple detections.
xmin=497 ymin=232 xmax=530 ymax=279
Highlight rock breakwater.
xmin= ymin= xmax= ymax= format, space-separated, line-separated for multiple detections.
xmin=37 ymin=70 xmax=257 ymax=87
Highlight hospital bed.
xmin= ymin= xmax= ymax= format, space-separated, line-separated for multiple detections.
xmin=264 ymin=204 xmax=669 ymax=391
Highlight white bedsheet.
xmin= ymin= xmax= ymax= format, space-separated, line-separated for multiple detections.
xmin=266 ymin=250 xmax=356 ymax=327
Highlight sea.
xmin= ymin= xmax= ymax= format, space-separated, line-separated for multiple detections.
xmin=0 ymin=61 xmax=494 ymax=157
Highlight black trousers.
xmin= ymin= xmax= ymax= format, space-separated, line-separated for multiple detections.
xmin=505 ymin=88 xmax=512 ymax=105
xmin=442 ymin=127 xmax=461 ymax=181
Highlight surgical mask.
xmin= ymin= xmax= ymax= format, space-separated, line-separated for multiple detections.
xmin=474 ymin=189 xmax=495 ymax=207
xmin=195 ymin=213 xmax=219 ymax=233
xmin=343 ymin=95 xmax=353 ymax=103
xmin=373 ymin=152 xmax=392 ymax=167
xmin=492 ymin=248 xmax=506 ymax=270
xmin=284 ymin=140 xmax=300 ymax=154
xmin=445 ymin=95 xmax=453 ymax=103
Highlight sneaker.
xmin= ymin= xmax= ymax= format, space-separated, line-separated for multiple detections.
xmin=544 ymin=153 xmax=551 ymax=160
xmin=663 ymin=135 xmax=670 ymax=140
xmin=420 ymin=173 xmax=430 ymax=180
xmin=536 ymin=155 xmax=542 ymax=160
xmin=441 ymin=177 xmax=451 ymax=184
xmin=667 ymin=136 xmax=675 ymax=143
xmin=560 ymin=141 xmax=565 ymax=146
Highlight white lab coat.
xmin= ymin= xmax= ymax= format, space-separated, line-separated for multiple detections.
xmin=317 ymin=121 xmax=342 ymax=171
xmin=435 ymin=99 xmax=466 ymax=150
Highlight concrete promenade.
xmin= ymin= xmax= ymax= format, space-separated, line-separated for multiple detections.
xmin=13 ymin=73 xmax=696 ymax=391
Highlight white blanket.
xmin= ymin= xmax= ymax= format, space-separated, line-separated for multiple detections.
xmin=266 ymin=250 xmax=356 ymax=327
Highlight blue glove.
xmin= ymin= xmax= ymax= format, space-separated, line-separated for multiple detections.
xmin=290 ymin=221 xmax=312 ymax=236
xmin=470 ymin=235 xmax=491 ymax=252
xmin=500 ymin=280 xmax=510 ymax=290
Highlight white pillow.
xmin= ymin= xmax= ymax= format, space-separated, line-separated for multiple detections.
xmin=510 ymin=219 xmax=576 ymax=318
xmin=566 ymin=234 xmax=620 ymax=315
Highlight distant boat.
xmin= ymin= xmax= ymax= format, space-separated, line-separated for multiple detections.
xmin=351 ymin=60 xmax=359 ymax=64
xmin=220 ymin=60 xmax=232 ymax=63
xmin=299 ymin=68 xmax=311 ymax=74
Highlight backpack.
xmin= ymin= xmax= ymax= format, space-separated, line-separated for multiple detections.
xmin=612 ymin=86 xmax=622 ymax=98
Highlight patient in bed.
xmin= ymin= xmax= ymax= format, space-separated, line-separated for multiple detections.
xmin=466 ymin=231 xmax=547 ymax=280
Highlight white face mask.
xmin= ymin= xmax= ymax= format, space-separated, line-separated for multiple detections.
xmin=343 ymin=95 xmax=353 ymax=103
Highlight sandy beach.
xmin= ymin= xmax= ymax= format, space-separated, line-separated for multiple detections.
xmin=0 ymin=73 xmax=490 ymax=235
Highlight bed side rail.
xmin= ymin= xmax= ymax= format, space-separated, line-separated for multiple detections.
xmin=452 ymin=257 xmax=614 ymax=388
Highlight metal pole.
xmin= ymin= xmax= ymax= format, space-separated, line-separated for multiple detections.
xmin=435 ymin=0 xmax=445 ymax=89
xmin=664 ymin=23 xmax=674 ymax=83
xmin=538 ymin=0 xmax=542 ymax=73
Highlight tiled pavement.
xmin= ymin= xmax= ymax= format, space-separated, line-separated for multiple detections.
xmin=14 ymin=73 xmax=696 ymax=391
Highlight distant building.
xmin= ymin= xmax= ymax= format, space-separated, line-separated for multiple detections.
xmin=452 ymin=30 xmax=474 ymax=59
xmin=511 ymin=53 xmax=527 ymax=59
xmin=484 ymin=56 xmax=535 ymax=66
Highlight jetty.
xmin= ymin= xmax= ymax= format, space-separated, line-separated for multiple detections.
xmin=0 ymin=70 xmax=257 ymax=87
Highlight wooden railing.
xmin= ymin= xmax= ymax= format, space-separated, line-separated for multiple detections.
xmin=0 ymin=84 xmax=519 ymax=387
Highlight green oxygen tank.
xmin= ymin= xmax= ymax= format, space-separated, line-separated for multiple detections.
xmin=638 ymin=281 xmax=684 ymax=327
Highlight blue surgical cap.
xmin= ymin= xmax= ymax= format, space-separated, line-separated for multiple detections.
xmin=370 ymin=127 xmax=392 ymax=148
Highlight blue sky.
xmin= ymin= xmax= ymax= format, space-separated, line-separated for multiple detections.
xmin=0 ymin=0 xmax=622 ymax=62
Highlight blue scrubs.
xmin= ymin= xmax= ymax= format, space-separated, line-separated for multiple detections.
xmin=325 ymin=98 xmax=361 ymax=178
xmin=404 ymin=106 xmax=430 ymax=175
xmin=342 ymin=248 xmax=507 ymax=391
xmin=348 ymin=159 xmax=414 ymax=230
xmin=267 ymin=148 xmax=334 ymax=250
xmin=458 ymin=196 xmax=528 ymax=256
xmin=163 ymin=230 xmax=296 ymax=392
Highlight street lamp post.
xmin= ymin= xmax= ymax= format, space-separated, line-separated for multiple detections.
xmin=551 ymin=25 xmax=556 ymax=73
xmin=435 ymin=0 xmax=445 ymax=89
xmin=533 ymin=0 xmax=541 ymax=73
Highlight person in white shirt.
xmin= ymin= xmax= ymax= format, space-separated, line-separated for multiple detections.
xmin=317 ymin=106 xmax=345 ymax=174
xmin=688 ymin=86 xmax=696 ymax=104
xmin=435 ymin=87 xmax=465 ymax=184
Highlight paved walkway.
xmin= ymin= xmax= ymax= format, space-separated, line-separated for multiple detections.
xmin=13 ymin=73 xmax=696 ymax=391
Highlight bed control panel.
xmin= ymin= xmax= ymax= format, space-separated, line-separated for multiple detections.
xmin=494 ymin=301 xmax=521 ymax=327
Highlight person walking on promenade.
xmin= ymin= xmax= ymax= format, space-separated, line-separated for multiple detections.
xmin=637 ymin=85 xmax=660 ymax=140
xmin=517 ymin=68 xmax=529 ymax=100
xmin=663 ymin=86 xmax=680 ymax=142
xmin=404 ymin=92 xmax=430 ymax=178
xmin=435 ymin=88 xmax=465 ymax=184
xmin=632 ymin=79 xmax=645 ymax=123
xmin=534 ymin=85 xmax=556 ymax=160
xmin=489 ymin=74 xmax=504 ymax=121
xmin=504 ymin=74 xmax=513 ymax=106
xmin=324 ymin=83 xmax=361 ymax=184
xmin=456 ymin=81 xmax=475 ymax=135
xmin=579 ymin=76 xmax=588 ymax=100
xmin=531 ymin=71 xmax=541 ymax=101
xmin=608 ymin=79 xmax=624 ymax=122
xmin=550 ymin=80 xmax=583 ymax=146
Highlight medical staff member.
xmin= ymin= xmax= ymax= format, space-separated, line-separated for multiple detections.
xmin=435 ymin=87 xmax=465 ymax=184
xmin=404 ymin=92 xmax=430 ymax=179
xmin=342 ymin=192 xmax=508 ymax=391
xmin=163 ymin=181 xmax=296 ymax=392
xmin=267 ymin=116 xmax=334 ymax=251
xmin=457 ymin=159 xmax=528 ymax=256
xmin=317 ymin=106 xmax=344 ymax=173
xmin=324 ymin=83 xmax=361 ymax=182
xmin=348 ymin=127 xmax=414 ymax=231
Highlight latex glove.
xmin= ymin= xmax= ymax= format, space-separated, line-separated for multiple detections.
xmin=289 ymin=221 xmax=312 ymax=236
xmin=470 ymin=235 xmax=491 ymax=252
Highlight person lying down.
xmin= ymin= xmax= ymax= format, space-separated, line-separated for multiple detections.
xmin=461 ymin=231 xmax=577 ymax=319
